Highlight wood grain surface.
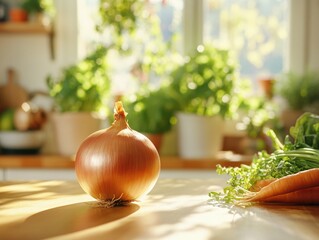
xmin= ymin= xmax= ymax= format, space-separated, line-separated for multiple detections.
xmin=0 ymin=177 xmax=318 ymax=240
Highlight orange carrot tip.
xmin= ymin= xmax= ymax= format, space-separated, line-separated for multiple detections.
xmin=249 ymin=179 xmax=276 ymax=192
xmin=237 ymin=168 xmax=319 ymax=205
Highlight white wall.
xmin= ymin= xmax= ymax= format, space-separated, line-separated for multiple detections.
xmin=288 ymin=0 xmax=319 ymax=73
xmin=0 ymin=0 xmax=78 ymax=93
xmin=307 ymin=0 xmax=319 ymax=71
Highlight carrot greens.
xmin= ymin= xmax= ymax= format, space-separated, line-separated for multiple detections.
xmin=209 ymin=112 xmax=319 ymax=203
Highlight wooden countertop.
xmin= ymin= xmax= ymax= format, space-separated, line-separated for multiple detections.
xmin=0 ymin=152 xmax=252 ymax=170
xmin=0 ymin=178 xmax=318 ymax=240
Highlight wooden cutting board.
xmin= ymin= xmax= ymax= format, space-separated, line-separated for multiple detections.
xmin=0 ymin=68 xmax=29 ymax=109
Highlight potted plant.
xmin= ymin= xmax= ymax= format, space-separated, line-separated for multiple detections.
xmin=9 ymin=2 xmax=28 ymax=22
xmin=47 ymin=45 xmax=111 ymax=156
xmin=122 ymin=82 xmax=180 ymax=153
xmin=236 ymin=96 xmax=284 ymax=155
xmin=276 ymin=71 xmax=319 ymax=134
xmin=170 ymin=44 xmax=238 ymax=159
xmin=21 ymin=0 xmax=54 ymax=24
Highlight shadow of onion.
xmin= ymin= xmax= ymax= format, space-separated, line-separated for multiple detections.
xmin=2 ymin=201 xmax=140 ymax=240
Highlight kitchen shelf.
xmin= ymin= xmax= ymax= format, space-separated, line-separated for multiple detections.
xmin=0 ymin=22 xmax=52 ymax=34
xmin=0 ymin=22 xmax=55 ymax=59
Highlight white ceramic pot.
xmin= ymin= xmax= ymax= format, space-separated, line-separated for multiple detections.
xmin=51 ymin=112 xmax=103 ymax=156
xmin=177 ymin=112 xmax=224 ymax=159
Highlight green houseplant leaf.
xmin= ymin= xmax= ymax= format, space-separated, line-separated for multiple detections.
xmin=123 ymin=83 xmax=180 ymax=134
xmin=96 ymin=0 xmax=145 ymax=52
xmin=276 ymin=71 xmax=319 ymax=113
xmin=170 ymin=44 xmax=238 ymax=118
xmin=21 ymin=0 xmax=54 ymax=14
xmin=47 ymin=45 xmax=111 ymax=113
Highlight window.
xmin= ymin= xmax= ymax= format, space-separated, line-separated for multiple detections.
xmin=203 ymin=0 xmax=288 ymax=89
xmin=78 ymin=0 xmax=288 ymax=93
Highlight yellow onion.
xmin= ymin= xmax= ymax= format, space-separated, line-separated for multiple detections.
xmin=75 ymin=101 xmax=160 ymax=203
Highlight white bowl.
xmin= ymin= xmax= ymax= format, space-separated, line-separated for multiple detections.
xmin=0 ymin=130 xmax=45 ymax=149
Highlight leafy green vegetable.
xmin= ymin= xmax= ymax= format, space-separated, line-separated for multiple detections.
xmin=209 ymin=112 xmax=319 ymax=203
xmin=290 ymin=112 xmax=319 ymax=149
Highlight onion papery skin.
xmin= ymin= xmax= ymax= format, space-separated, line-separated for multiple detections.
xmin=75 ymin=112 xmax=160 ymax=202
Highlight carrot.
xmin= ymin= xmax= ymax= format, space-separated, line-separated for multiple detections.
xmin=250 ymin=179 xmax=276 ymax=192
xmin=262 ymin=186 xmax=319 ymax=204
xmin=240 ymin=168 xmax=319 ymax=203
